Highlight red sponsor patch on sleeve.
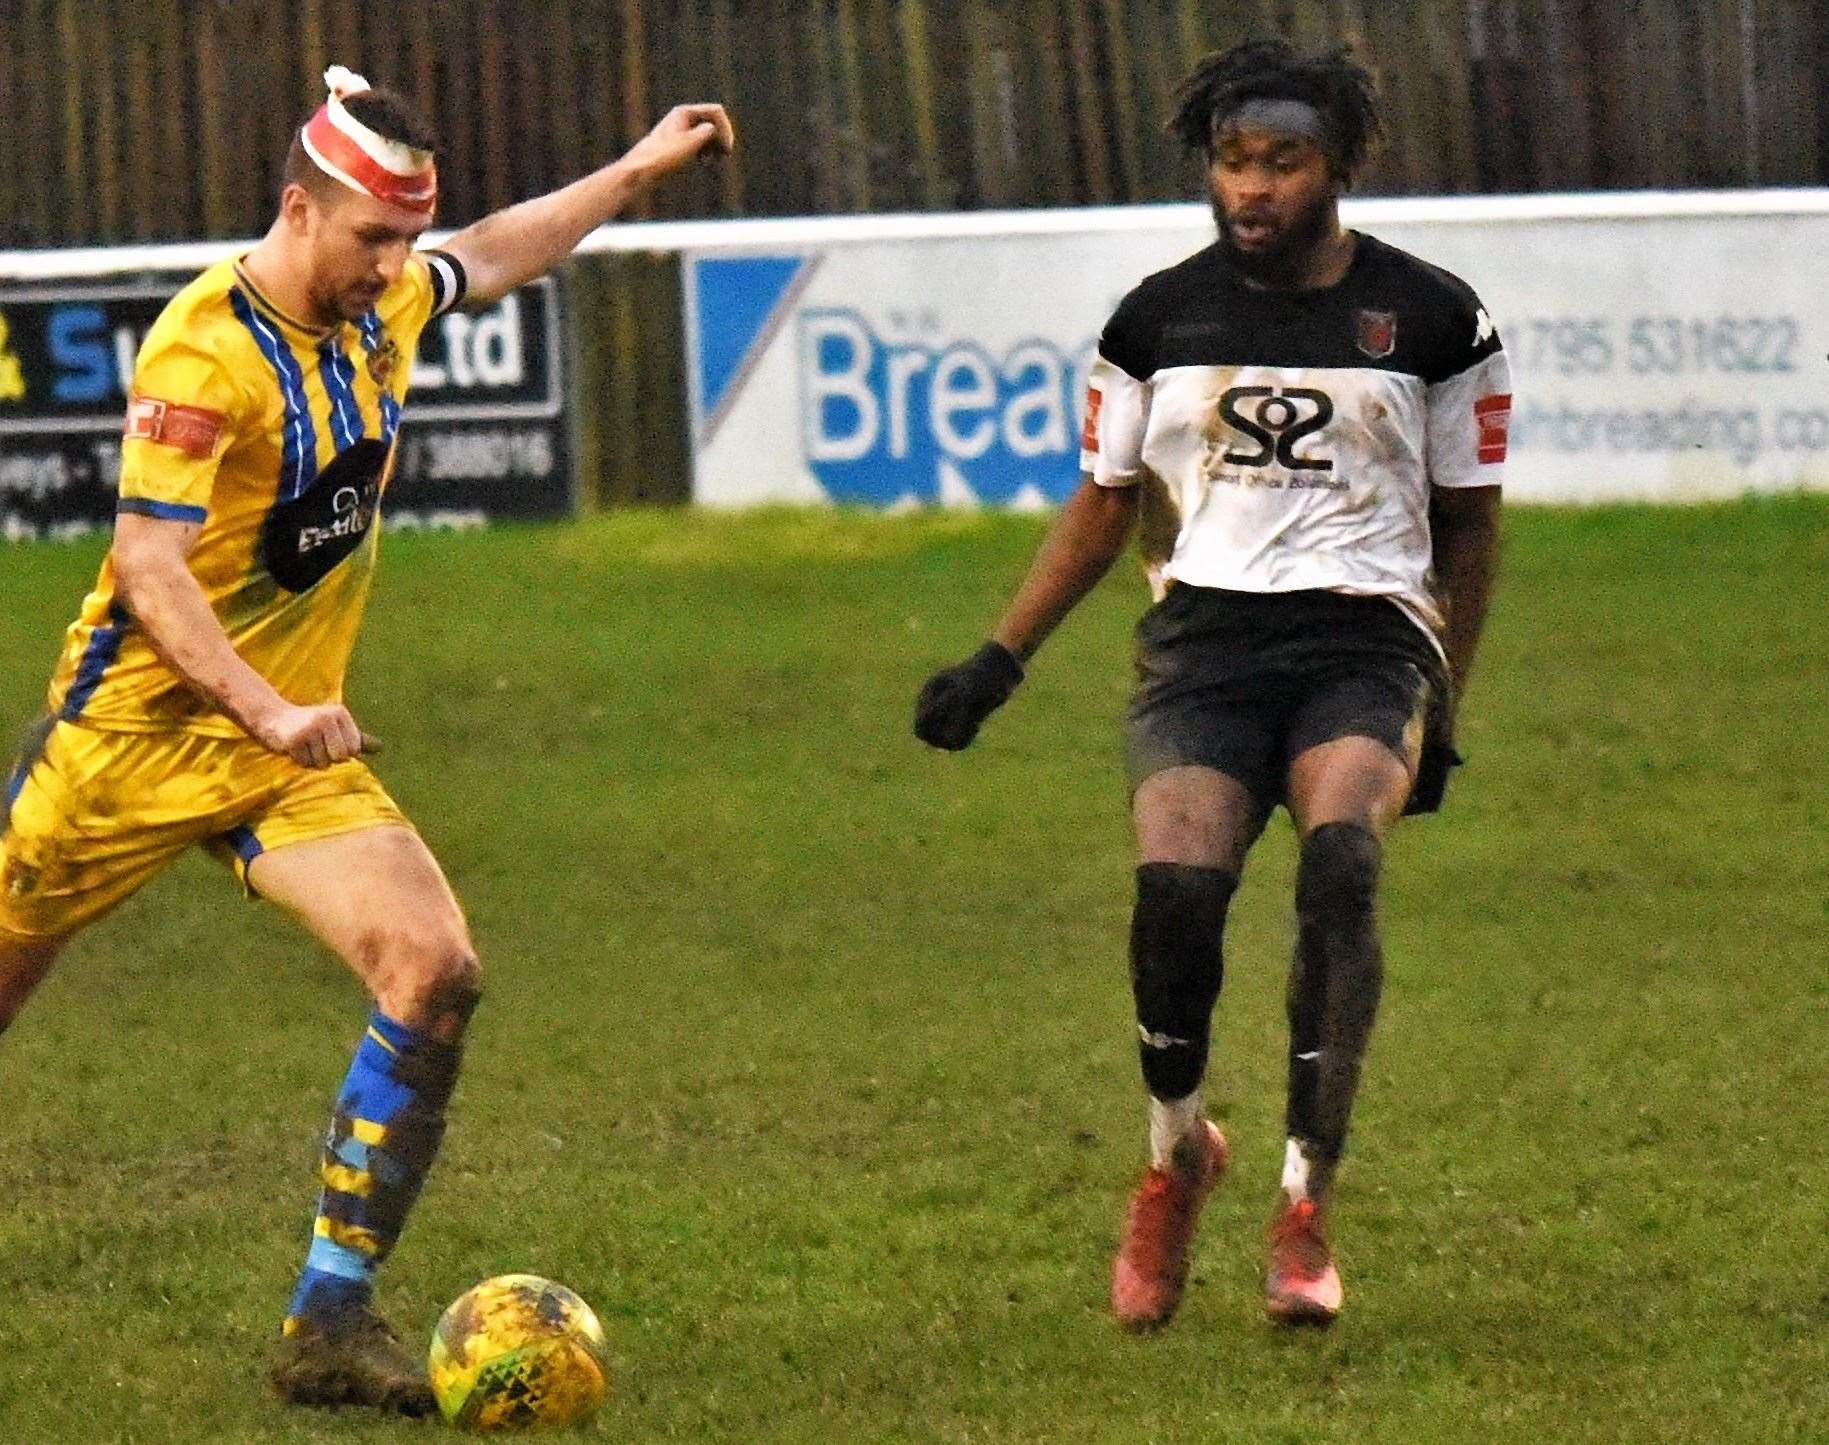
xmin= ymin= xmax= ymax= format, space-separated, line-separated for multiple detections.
xmin=1474 ymin=393 xmax=1511 ymax=464
xmin=124 ymin=395 xmax=226 ymax=460
xmin=1081 ymin=384 xmax=1103 ymax=453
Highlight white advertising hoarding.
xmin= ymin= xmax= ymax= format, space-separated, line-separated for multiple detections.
xmin=683 ymin=193 xmax=1829 ymax=507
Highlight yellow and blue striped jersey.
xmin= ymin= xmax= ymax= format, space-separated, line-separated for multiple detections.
xmin=44 ymin=251 xmax=463 ymax=735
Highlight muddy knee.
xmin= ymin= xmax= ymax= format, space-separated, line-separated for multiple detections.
xmin=1294 ymin=822 xmax=1381 ymax=932
xmin=372 ymin=929 xmax=481 ymax=1038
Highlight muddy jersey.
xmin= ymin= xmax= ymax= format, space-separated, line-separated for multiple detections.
xmin=43 ymin=251 xmax=466 ymax=735
xmin=1080 ymin=232 xmax=1510 ymax=647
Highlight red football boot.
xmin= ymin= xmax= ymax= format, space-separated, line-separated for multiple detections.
xmin=1110 ymin=1120 xmax=1229 ymax=1329
xmin=1264 ymin=1195 xmax=1343 ymax=1326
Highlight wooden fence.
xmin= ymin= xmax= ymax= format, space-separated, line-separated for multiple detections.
xmin=4 ymin=0 xmax=1822 ymax=505
xmin=2 ymin=0 xmax=1826 ymax=249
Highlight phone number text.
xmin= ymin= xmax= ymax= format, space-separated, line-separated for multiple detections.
xmin=1511 ymin=315 xmax=1799 ymax=377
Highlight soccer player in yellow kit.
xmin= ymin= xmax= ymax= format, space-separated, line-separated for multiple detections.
xmin=0 ymin=68 xmax=734 ymax=1414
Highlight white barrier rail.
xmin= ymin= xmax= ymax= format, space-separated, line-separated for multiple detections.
xmin=4 ymin=189 xmax=1829 ymax=280
xmin=5 ymin=191 xmax=1827 ymax=507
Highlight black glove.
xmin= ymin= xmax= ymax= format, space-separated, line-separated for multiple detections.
xmin=914 ymin=641 xmax=1025 ymax=751
xmin=1403 ymin=738 xmax=1464 ymax=816
xmin=1403 ymin=679 xmax=1462 ymax=816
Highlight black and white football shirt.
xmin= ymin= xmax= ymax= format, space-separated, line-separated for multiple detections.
xmin=1081 ymin=232 xmax=1511 ymax=648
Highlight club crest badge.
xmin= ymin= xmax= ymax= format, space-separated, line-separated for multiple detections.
xmin=1355 ymin=309 xmax=1397 ymax=360
xmin=365 ymin=335 xmax=400 ymax=388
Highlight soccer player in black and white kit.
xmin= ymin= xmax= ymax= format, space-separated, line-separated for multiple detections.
xmin=915 ymin=41 xmax=1508 ymax=1328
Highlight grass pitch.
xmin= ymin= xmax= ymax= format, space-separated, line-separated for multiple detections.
xmin=1 ymin=496 xmax=1826 ymax=1442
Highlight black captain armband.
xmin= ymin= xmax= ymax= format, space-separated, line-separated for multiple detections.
xmin=424 ymin=249 xmax=468 ymax=317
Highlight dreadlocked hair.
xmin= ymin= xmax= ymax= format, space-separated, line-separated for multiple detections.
xmin=1169 ymin=39 xmax=1383 ymax=181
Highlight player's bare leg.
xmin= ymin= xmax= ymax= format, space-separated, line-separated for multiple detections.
xmin=1267 ymin=734 xmax=1415 ymax=1326
xmin=1112 ymin=766 xmax=1266 ymax=1328
xmin=251 ymin=824 xmax=481 ymax=1040
xmin=250 ymin=824 xmax=481 ymax=1414
xmin=0 ymin=931 xmax=65 ymax=1035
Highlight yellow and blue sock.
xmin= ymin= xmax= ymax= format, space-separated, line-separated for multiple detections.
xmin=284 ymin=1011 xmax=462 ymax=1332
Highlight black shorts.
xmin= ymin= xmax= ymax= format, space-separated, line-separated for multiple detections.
xmin=1123 ymin=585 xmax=1447 ymax=811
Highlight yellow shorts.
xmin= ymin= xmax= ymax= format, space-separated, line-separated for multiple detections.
xmin=0 ymin=719 xmax=411 ymax=940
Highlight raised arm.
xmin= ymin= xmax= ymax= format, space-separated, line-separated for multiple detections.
xmin=440 ymin=104 xmax=735 ymax=306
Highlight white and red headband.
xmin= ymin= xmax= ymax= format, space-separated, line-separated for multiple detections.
xmin=299 ymin=65 xmax=437 ymax=213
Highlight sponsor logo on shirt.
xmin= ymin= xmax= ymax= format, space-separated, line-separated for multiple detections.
xmin=124 ymin=395 xmax=226 ymax=459
xmin=296 ymin=484 xmax=376 ymax=555
xmin=1474 ymin=393 xmax=1512 ymax=463
xmin=1204 ymin=385 xmax=1343 ymax=488
xmin=261 ymin=437 xmax=388 ymax=592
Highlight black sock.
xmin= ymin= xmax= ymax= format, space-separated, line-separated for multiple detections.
xmin=1285 ymin=823 xmax=1384 ymax=1179
xmin=1130 ymin=863 xmax=1237 ymax=1101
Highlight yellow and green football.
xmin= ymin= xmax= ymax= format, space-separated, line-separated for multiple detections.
xmin=428 ymin=1274 xmax=610 ymax=1433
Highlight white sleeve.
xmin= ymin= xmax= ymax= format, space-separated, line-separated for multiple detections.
xmin=1426 ymin=347 xmax=1511 ymax=489
xmin=1079 ymin=355 xmax=1152 ymax=488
